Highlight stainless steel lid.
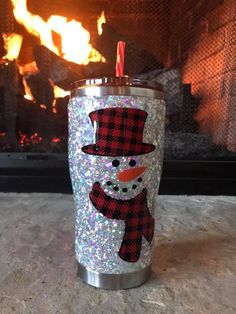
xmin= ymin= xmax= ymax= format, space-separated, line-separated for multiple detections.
xmin=70 ymin=76 xmax=164 ymax=99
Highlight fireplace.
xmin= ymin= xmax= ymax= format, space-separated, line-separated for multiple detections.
xmin=0 ymin=0 xmax=236 ymax=194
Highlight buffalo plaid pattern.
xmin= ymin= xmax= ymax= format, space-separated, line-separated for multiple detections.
xmin=89 ymin=182 xmax=154 ymax=262
xmin=82 ymin=108 xmax=155 ymax=156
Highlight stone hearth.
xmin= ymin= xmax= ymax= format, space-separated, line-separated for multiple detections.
xmin=0 ymin=193 xmax=235 ymax=313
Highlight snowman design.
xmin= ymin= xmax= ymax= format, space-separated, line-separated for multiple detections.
xmin=82 ymin=107 xmax=155 ymax=263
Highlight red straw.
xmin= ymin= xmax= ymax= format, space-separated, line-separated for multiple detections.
xmin=116 ymin=41 xmax=125 ymax=76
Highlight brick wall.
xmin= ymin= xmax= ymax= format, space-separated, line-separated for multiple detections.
xmin=168 ymin=0 xmax=236 ymax=150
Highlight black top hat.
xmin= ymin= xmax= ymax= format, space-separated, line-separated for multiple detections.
xmin=81 ymin=107 xmax=155 ymax=156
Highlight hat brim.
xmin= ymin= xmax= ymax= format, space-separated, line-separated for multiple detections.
xmin=81 ymin=144 xmax=155 ymax=156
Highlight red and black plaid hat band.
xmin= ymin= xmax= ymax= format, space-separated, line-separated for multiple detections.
xmin=82 ymin=108 xmax=155 ymax=156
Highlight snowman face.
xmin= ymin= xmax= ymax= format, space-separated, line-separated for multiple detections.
xmin=99 ymin=156 xmax=147 ymax=199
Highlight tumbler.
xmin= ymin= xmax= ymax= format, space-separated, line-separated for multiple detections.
xmin=68 ymin=76 xmax=165 ymax=289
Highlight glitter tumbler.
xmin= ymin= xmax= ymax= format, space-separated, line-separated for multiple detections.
xmin=68 ymin=77 xmax=165 ymax=289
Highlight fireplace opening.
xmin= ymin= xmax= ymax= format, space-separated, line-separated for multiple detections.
xmin=0 ymin=0 xmax=236 ymax=194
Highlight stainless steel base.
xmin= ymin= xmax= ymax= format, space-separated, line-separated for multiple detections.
xmin=77 ymin=262 xmax=151 ymax=290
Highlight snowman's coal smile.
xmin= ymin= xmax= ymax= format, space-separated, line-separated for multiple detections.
xmin=106 ymin=177 xmax=143 ymax=193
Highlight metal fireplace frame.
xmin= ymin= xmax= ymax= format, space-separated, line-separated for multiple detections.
xmin=0 ymin=153 xmax=235 ymax=195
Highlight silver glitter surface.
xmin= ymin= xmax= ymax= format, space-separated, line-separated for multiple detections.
xmin=68 ymin=94 xmax=165 ymax=274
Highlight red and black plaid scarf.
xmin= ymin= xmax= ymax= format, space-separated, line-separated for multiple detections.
xmin=89 ymin=182 xmax=154 ymax=262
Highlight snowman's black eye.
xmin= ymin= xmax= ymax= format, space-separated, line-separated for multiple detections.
xmin=129 ymin=159 xmax=136 ymax=167
xmin=112 ymin=159 xmax=120 ymax=167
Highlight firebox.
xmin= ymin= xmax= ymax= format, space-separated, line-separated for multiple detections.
xmin=0 ymin=0 xmax=236 ymax=194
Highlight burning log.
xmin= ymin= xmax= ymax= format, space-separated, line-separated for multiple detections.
xmin=93 ymin=23 xmax=164 ymax=75
xmin=0 ymin=60 xmax=20 ymax=151
xmin=0 ymin=36 xmax=6 ymax=58
xmin=16 ymin=97 xmax=68 ymax=153
xmin=34 ymin=21 xmax=164 ymax=89
xmin=34 ymin=45 xmax=112 ymax=90
xmin=25 ymin=72 xmax=54 ymax=112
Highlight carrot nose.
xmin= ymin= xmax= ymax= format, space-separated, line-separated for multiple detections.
xmin=117 ymin=166 xmax=147 ymax=182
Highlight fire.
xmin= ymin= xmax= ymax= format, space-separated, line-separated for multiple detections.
xmin=12 ymin=0 xmax=58 ymax=54
xmin=48 ymin=16 xmax=94 ymax=64
xmin=53 ymin=85 xmax=70 ymax=99
xmin=97 ymin=11 xmax=106 ymax=36
xmin=11 ymin=0 xmax=105 ymax=65
xmin=2 ymin=33 xmax=23 ymax=60
xmin=8 ymin=0 xmax=106 ymax=100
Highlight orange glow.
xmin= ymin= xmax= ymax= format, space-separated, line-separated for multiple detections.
xmin=11 ymin=0 xmax=105 ymax=65
xmin=181 ymin=26 xmax=235 ymax=151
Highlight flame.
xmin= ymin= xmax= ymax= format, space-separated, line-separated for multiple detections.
xmin=12 ymin=0 xmax=58 ymax=54
xmin=97 ymin=11 xmax=106 ymax=35
xmin=2 ymin=33 xmax=23 ymax=60
xmin=19 ymin=62 xmax=38 ymax=101
xmin=52 ymin=83 xmax=70 ymax=98
xmin=10 ymin=0 xmax=106 ymax=100
xmin=48 ymin=15 xmax=93 ymax=64
xmin=11 ymin=0 xmax=105 ymax=65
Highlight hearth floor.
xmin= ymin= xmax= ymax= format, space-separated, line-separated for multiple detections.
xmin=0 ymin=194 xmax=235 ymax=314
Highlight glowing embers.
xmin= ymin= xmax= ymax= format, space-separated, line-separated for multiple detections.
xmin=18 ymin=132 xmax=42 ymax=147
